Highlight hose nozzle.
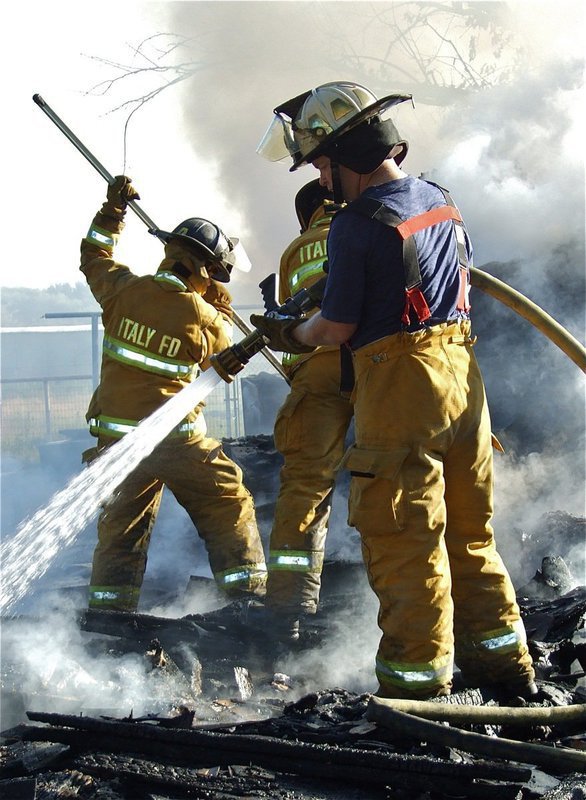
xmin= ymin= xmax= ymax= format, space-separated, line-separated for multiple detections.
xmin=210 ymin=330 xmax=270 ymax=383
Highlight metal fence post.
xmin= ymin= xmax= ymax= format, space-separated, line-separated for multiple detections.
xmin=43 ymin=312 xmax=102 ymax=389
xmin=42 ymin=378 xmax=51 ymax=437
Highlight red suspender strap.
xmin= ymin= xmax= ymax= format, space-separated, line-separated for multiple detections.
xmin=396 ymin=205 xmax=463 ymax=239
xmin=402 ymin=286 xmax=431 ymax=325
xmin=347 ymin=190 xmax=471 ymax=324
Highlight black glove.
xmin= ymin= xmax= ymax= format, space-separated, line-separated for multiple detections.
xmin=250 ymin=313 xmax=315 ymax=354
xmin=101 ymin=175 xmax=140 ymax=220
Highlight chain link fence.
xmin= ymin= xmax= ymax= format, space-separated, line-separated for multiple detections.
xmin=0 ymin=374 xmax=245 ymax=464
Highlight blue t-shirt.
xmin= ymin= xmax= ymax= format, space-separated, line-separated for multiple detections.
xmin=320 ymin=175 xmax=472 ymax=350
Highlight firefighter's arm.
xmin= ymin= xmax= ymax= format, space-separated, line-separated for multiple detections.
xmin=80 ymin=176 xmax=140 ymax=305
xmin=193 ymin=293 xmax=234 ymax=370
xmin=295 ymin=312 xmax=357 ymax=346
xmin=250 ymin=310 xmax=356 ymax=351
xmin=202 ymin=280 xmax=234 ymax=321
xmin=201 ymin=279 xmax=234 ymax=343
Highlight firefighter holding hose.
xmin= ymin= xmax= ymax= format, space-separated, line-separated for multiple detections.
xmin=252 ymin=81 xmax=536 ymax=701
xmin=81 ymin=176 xmax=267 ymax=612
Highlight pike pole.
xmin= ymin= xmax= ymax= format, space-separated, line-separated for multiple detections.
xmin=32 ymin=93 xmax=289 ymax=382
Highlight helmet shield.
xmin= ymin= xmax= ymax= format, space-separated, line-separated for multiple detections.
xmin=256 ymin=114 xmax=299 ymax=163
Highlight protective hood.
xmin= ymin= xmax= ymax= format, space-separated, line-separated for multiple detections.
xmin=294 ymin=179 xmax=334 ymax=231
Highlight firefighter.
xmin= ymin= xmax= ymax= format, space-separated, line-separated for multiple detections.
xmin=82 ymin=176 xmax=267 ymax=612
xmin=252 ymin=81 xmax=536 ymax=700
xmin=262 ymin=180 xmax=354 ymax=636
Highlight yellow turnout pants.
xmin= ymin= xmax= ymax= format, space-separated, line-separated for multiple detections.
xmin=344 ymin=321 xmax=534 ymax=698
xmin=266 ymin=350 xmax=354 ymax=614
xmin=88 ymin=433 xmax=267 ymax=611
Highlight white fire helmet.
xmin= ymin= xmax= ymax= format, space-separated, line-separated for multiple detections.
xmin=257 ymin=81 xmax=412 ymax=173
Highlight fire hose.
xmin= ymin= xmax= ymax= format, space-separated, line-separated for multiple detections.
xmin=32 ymin=93 xmax=288 ymax=383
xmin=33 ymin=94 xmax=585 ymax=380
xmin=470 ymin=266 xmax=586 ymax=373
xmin=367 ymin=695 xmax=586 ymax=773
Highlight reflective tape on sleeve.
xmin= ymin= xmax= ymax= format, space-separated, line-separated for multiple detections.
xmin=154 ymin=271 xmax=189 ymax=290
xmin=85 ymin=225 xmax=118 ymax=250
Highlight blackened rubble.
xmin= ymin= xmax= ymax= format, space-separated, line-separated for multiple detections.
xmin=2 ymin=577 xmax=585 ymax=798
xmin=1 ymin=435 xmax=585 ymax=799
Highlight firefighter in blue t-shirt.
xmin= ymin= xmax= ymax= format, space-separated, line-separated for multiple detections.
xmin=252 ymin=81 xmax=536 ymax=702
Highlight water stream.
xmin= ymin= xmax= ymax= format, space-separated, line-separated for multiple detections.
xmin=0 ymin=369 xmax=224 ymax=616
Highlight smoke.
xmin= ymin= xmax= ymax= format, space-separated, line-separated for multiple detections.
xmin=0 ymin=597 xmax=203 ymax=730
xmin=160 ymin=2 xmax=583 ymax=293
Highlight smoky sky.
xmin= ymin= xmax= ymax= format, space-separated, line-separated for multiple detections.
xmin=164 ymin=2 xmax=584 ymax=339
xmin=165 ymin=1 xmax=585 ymax=482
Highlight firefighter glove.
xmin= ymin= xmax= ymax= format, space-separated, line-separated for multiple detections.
xmin=250 ymin=313 xmax=315 ymax=354
xmin=101 ymin=175 xmax=140 ymax=220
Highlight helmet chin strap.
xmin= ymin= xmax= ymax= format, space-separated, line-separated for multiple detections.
xmin=331 ymin=161 xmax=346 ymax=208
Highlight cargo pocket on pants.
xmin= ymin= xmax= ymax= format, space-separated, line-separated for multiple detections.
xmin=274 ymin=391 xmax=305 ymax=454
xmin=339 ymin=445 xmax=410 ymax=532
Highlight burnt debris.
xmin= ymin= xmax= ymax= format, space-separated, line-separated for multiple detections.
xmin=1 ymin=436 xmax=585 ymax=799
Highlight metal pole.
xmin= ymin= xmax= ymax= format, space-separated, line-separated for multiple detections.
xmin=32 ymin=94 xmax=158 ymax=232
xmin=33 ymin=93 xmax=289 ymax=383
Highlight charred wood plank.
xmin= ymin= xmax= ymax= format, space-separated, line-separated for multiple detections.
xmin=367 ymin=696 xmax=586 ymax=774
xmin=10 ymin=727 xmax=526 ymax=798
xmin=22 ymin=713 xmax=532 ymax=785
xmin=79 ymin=608 xmax=206 ymax=646
xmin=72 ymin=751 xmax=286 ymax=799
xmin=0 ymin=740 xmax=69 ymax=778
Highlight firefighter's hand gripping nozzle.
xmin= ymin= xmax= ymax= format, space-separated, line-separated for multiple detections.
xmin=210 ymin=272 xmax=327 ymax=383
xmin=210 ymin=329 xmax=270 ymax=383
